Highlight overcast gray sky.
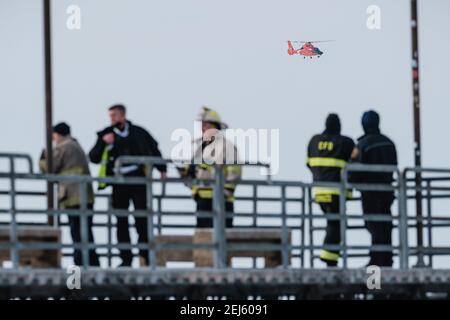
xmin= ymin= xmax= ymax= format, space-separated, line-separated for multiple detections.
xmin=1 ymin=0 xmax=450 ymax=268
xmin=2 ymin=0 xmax=450 ymax=177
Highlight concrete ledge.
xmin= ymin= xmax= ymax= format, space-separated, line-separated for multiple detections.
xmin=1 ymin=268 xmax=450 ymax=299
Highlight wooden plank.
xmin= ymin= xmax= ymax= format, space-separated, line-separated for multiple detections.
xmin=0 ymin=226 xmax=61 ymax=238
xmin=155 ymin=235 xmax=193 ymax=266
xmin=0 ymin=226 xmax=61 ymax=268
xmin=193 ymin=228 xmax=292 ymax=268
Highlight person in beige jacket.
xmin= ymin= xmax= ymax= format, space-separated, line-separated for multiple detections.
xmin=179 ymin=107 xmax=242 ymax=228
xmin=40 ymin=122 xmax=99 ymax=266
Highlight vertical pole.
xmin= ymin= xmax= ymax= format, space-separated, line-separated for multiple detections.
xmin=307 ymin=188 xmax=314 ymax=268
xmin=300 ymin=186 xmax=306 ymax=268
xmin=80 ymin=182 xmax=89 ymax=268
xmin=157 ymin=184 xmax=163 ymax=235
xmin=281 ymin=186 xmax=289 ymax=269
xmin=10 ymin=158 xmax=19 ymax=268
xmin=252 ymin=185 xmax=257 ymax=227
xmin=43 ymin=0 xmax=54 ymax=225
xmin=426 ymin=180 xmax=433 ymax=267
xmin=213 ymin=165 xmax=226 ymax=269
xmin=410 ymin=0 xmax=424 ymax=267
xmin=107 ymin=195 xmax=113 ymax=267
xmin=146 ymin=164 xmax=156 ymax=270
xmin=339 ymin=183 xmax=347 ymax=269
xmin=398 ymin=171 xmax=409 ymax=269
xmin=252 ymin=185 xmax=257 ymax=268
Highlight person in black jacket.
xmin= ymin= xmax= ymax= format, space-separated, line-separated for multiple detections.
xmin=89 ymin=104 xmax=167 ymax=267
xmin=307 ymin=114 xmax=355 ymax=267
xmin=351 ymin=110 xmax=397 ymax=267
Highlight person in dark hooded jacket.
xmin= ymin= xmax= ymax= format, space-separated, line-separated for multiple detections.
xmin=351 ymin=110 xmax=397 ymax=267
xmin=307 ymin=113 xmax=354 ymax=267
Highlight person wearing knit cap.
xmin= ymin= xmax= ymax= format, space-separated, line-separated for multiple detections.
xmin=40 ymin=122 xmax=100 ymax=266
xmin=307 ymin=113 xmax=355 ymax=267
xmin=52 ymin=122 xmax=71 ymax=137
xmin=350 ymin=110 xmax=398 ymax=267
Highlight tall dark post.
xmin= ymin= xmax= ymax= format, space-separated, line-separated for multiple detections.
xmin=410 ymin=0 xmax=424 ymax=266
xmin=43 ymin=0 xmax=54 ymax=225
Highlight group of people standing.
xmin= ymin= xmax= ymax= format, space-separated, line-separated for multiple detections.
xmin=40 ymin=104 xmax=397 ymax=268
xmin=40 ymin=104 xmax=241 ymax=267
xmin=307 ymin=111 xmax=397 ymax=267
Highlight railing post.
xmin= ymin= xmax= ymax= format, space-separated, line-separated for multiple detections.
xmin=413 ymin=167 xmax=426 ymax=268
xmin=339 ymin=179 xmax=348 ymax=269
xmin=281 ymin=186 xmax=289 ymax=269
xmin=213 ymin=165 xmax=227 ymax=269
xmin=307 ymin=187 xmax=314 ymax=268
xmin=398 ymin=171 xmax=409 ymax=269
xmin=252 ymin=185 xmax=257 ymax=227
xmin=425 ymin=180 xmax=433 ymax=268
xmin=340 ymin=170 xmax=348 ymax=269
xmin=252 ymin=184 xmax=257 ymax=268
xmin=145 ymin=164 xmax=156 ymax=270
xmin=157 ymin=182 xmax=165 ymax=235
xmin=79 ymin=181 xmax=89 ymax=268
xmin=300 ymin=186 xmax=306 ymax=268
xmin=0 ymin=153 xmax=34 ymax=173
xmin=107 ymin=194 xmax=113 ymax=268
xmin=9 ymin=157 xmax=19 ymax=268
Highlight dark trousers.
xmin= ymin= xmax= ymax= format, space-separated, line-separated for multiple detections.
xmin=319 ymin=195 xmax=340 ymax=265
xmin=66 ymin=204 xmax=100 ymax=266
xmin=196 ymin=198 xmax=234 ymax=228
xmin=112 ymin=184 xmax=149 ymax=265
xmin=362 ymin=192 xmax=394 ymax=267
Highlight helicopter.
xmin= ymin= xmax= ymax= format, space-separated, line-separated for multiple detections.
xmin=287 ymin=40 xmax=332 ymax=58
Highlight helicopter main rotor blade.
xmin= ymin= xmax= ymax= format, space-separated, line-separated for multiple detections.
xmin=287 ymin=40 xmax=333 ymax=44
xmin=301 ymin=40 xmax=334 ymax=43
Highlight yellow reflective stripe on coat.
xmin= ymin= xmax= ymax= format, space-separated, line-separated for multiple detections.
xmin=59 ymin=194 xmax=94 ymax=209
xmin=60 ymin=166 xmax=85 ymax=176
xmin=320 ymin=249 xmax=340 ymax=262
xmin=307 ymin=157 xmax=347 ymax=168
xmin=198 ymin=189 xmax=213 ymax=199
xmin=198 ymin=164 xmax=241 ymax=174
xmin=312 ymin=187 xmax=352 ymax=203
xmin=312 ymin=187 xmax=352 ymax=197
xmin=199 ymin=163 xmax=212 ymax=171
xmin=224 ymin=183 xmax=235 ymax=190
xmin=315 ymin=194 xmax=332 ymax=203
xmin=98 ymin=147 xmax=109 ymax=189
xmin=192 ymin=186 xmax=234 ymax=201
xmin=191 ymin=186 xmax=213 ymax=199
xmin=226 ymin=165 xmax=241 ymax=174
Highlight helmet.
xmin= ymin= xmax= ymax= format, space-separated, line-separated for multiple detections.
xmin=196 ymin=106 xmax=228 ymax=129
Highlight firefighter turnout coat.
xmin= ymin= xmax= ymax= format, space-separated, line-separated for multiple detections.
xmin=183 ymin=132 xmax=242 ymax=202
xmin=307 ymin=133 xmax=355 ymax=203
xmin=39 ymin=136 xmax=94 ymax=209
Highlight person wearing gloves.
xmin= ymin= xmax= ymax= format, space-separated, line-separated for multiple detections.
xmin=178 ymin=106 xmax=242 ymax=228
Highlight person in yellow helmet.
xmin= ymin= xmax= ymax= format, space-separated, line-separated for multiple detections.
xmin=179 ymin=107 xmax=241 ymax=228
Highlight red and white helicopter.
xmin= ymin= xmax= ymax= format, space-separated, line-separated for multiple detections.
xmin=287 ymin=40 xmax=332 ymax=58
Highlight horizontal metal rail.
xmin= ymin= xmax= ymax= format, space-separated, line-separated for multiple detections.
xmin=0 ymin=154 xmax=450 ymax=272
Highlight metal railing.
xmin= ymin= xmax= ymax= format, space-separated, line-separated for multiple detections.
xmin=1 ymin=153 xmax=450 ymax=270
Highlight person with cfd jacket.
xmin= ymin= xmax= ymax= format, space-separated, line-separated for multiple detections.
xmin=307 ymin=114 xmax=354 ymax=267
xmin=89 ymin=104 xmax=167 ymax=267
xmin=350 ymin=110 xmax=397 ymax=267
xmin=40 ymin=122 xmax=100 ymax=266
